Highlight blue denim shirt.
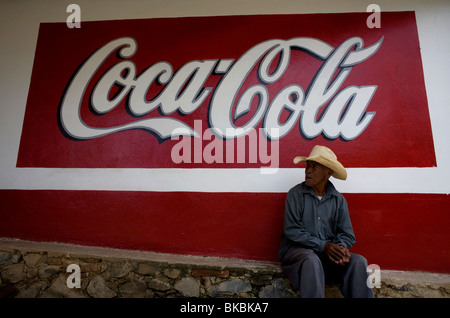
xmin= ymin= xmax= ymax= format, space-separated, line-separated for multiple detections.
xmin=279 ymin=181 xmax=356 ymax=260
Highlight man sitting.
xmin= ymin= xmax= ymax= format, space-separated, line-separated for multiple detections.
xmin=279 ymin=145 xmax=374 ymax=298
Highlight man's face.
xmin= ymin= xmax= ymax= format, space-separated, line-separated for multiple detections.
xmin=305 ymin=161 xmax=332 ymax=188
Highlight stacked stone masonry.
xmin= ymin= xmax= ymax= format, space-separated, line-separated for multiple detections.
xmin=0 ymin=248 xmax=296 ymax=298
xmin=0 ymin=239 xmax=449 ymax=298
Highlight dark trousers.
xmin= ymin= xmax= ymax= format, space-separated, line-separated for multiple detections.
xmin=281 ymin=246 xmax=374 ymax=298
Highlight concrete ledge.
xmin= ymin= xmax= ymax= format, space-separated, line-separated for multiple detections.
xmin=1 ymin=238 xmax=449 ymax=298
xmin=0 ymin=238 xmax=282 ymax=271
xmin=376 ymin=270 xmax=450 ymax=298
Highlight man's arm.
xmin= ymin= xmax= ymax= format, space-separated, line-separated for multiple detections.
xmin=324 ymin=196 xmax=354 ymax=265
xmin=333 ymin=196 xmax=356 ymax=249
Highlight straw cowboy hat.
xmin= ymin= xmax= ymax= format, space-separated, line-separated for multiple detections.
xmin=293 ymin=145 xmax=347 ymax=180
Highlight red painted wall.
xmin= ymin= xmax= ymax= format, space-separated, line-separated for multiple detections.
xmin=2 ymin=12 xmax=447 ymax=275
xmin=1 ymin=189 xmax=448 ymax=272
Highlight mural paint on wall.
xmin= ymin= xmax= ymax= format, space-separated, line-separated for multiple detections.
xmin=17 ymin=12 xmax=435 ymax=169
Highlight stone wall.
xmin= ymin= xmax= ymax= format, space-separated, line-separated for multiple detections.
xmin=0 ymin=252 xmax=297 ymax=298
xmin=0 ymin=239 xmax=298 ymax=298
xmin=1 ymin=239 xmax=449 ymax=298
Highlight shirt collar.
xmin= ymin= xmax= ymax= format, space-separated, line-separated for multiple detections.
xmin=300 ymin=181 xmax=339 ymax=200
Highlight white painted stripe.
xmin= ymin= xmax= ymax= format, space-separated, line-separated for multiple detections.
xmin=4 ymin=167 xmax=449 ymax=194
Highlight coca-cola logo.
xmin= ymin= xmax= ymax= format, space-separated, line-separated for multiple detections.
xmin=17 ymin=13 xmax=436 ymax=169
xmin=59 ymin=36 xmax=383 ymax=142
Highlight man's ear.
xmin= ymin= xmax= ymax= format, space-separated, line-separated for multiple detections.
xmin=327 ymin=168 xmax=333 ymax=178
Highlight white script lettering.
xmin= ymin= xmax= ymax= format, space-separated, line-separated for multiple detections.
xmin=59 ymin=36 xmax=383 ymax=142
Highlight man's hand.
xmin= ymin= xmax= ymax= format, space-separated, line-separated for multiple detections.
xmin=324 ymin=242 xmax=350 ymax=266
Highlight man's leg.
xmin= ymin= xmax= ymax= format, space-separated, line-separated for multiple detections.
xmin=281 ymin=247 xmax=326 ymax=298
xmin=340 ymin=253 xmax=374 ymax=298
